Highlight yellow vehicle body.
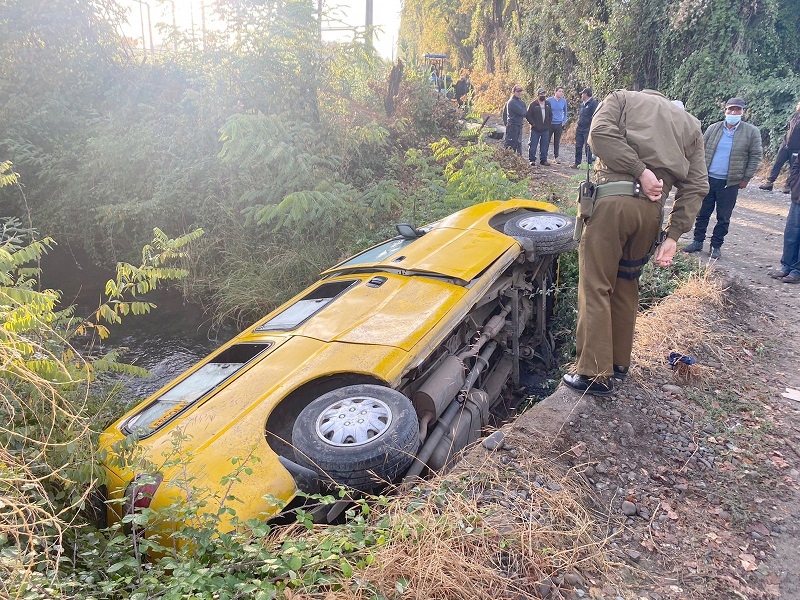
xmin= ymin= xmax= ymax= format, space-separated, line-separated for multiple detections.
xmin=97 ymin=198 xmax=569 ymax=533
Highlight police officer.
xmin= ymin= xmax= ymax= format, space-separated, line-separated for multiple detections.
xmin=562 ymin=90 xmax=709 ymax=395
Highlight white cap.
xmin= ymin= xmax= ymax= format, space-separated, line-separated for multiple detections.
xmin=671 ymin=100 xmax=685 ymax=110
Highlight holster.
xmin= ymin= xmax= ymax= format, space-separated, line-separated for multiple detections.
xmin=573 ymin=180 xmax=597 ymax=241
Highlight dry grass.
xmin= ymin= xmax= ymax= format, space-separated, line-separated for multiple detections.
xmin=0 ymin=327 xmax=95 ymax=598
xmin=630 ymin=267 xmax=737 ymax=390
xmin=293 ymin=439 xmax=614 ymax=599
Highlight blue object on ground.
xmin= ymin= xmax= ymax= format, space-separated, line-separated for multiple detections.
xmin=669 ymin=352 xmax=696 ymax=367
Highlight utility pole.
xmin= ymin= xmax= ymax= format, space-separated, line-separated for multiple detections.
xmin=365 ymin=0 xmax=373 ymax=50
xmin=189 ymin=0 xmax=196 ymax=52
xmin=169 ymin=0 xmax=178 ymax=54
xmin=132 ymin=0 xmax=154 ymax=54
xmin=318 ymin=0 xmax=323 ymax=45
xmin=201 ymin=0 xmax=206 ymax=49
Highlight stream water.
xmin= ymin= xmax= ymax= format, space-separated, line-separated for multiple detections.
xmin=40 ymin=246 xmax=236 ymax=403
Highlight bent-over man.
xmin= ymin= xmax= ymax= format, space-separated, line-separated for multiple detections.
xmin=563 ymin=90 xmax=709 ymax=396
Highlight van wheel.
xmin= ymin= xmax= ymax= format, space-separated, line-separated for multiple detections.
xmin=292 ymin=385 xmax=419 ymax=492
xmin=503 ymin=212 xmax=578 ymax=255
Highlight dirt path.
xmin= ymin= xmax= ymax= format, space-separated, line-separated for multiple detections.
xmin=493 ymin=136 xmax=800 ymax=598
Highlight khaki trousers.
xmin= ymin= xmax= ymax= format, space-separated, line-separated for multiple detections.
xmin=576 ymin=194 xmax=661 ymax=377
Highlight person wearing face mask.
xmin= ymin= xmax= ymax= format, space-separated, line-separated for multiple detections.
xmin=683 ymin=97 xmax=762 ymax=259
xmin=526 ymin=88 xmax=553 ymax=166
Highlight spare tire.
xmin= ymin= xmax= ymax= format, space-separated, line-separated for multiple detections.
xmin=503 ymin=212 xmax=578 ymax=255
xmin=292 ymin=385 xmax=419 ymax=492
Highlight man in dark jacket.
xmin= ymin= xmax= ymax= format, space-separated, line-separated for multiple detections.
xmin=767 ymin=154 xmax=800 ymax=283
xmin=684 ymin=97 xmax=762 ymax=259
xmin=526 ymin=88 xmax=553 ymax=165
xmin=759 ymin=101 xmax=800 ymax=193
xmin=573 ymin=88 xmax=598 ymax=168
xmin=502 ymin=84 xmax=527 ymax=154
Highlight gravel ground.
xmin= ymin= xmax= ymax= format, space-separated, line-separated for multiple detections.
xmin=470 ymin=125 xmax=800 ymax=598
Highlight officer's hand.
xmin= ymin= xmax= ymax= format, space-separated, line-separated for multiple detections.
xmin=653 ymin=237 xmax=677 ymax=268
xmin=640 ymin=168 xmax=664 ymax=202
xmin=739 ymin=179 xmax=750 ymax=189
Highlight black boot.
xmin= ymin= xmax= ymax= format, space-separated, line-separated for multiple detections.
xmin=562 ymin=373 xmax=615 ymax=396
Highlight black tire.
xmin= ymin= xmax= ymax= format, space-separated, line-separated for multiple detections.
xmin=503 ymin=212 xmax=578 ymax=255
xmin=291 ymin=385 xmax=419 ymax=492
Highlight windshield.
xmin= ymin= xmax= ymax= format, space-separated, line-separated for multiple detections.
xmin=332 ymin=237 xmax=415 ymax=270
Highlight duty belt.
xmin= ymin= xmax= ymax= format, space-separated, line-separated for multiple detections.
xmin=595 ymin=180 xmax=642 ymax=199
xmin=593 ymin=179 xmax=665 ymax=281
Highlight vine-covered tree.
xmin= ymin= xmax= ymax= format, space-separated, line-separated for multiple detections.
xmin=399 ymin=0 xmax=800 ymax=138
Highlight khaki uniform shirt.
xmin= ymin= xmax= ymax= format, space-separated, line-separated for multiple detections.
xmin=588 ymin=90 xmax=709 ymax=240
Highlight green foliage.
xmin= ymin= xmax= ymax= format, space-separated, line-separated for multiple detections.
xmin=403 ymin=138 xmax=530 ymax=221
xmin=400 ymin=0 xmax=800 ymax=146
xmin=553 ymin=248 xmax=700 ymax=369
xmin=0 ymin=222 xmax=204 ymax=594
xmin=638 ymin=251 xmax=698 ymax=309
xmin=0 ymin=160 xmax=17 ymax=188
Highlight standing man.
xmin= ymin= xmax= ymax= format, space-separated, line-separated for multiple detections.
xmin=767 ymin=154 xmax=800 ymax=283
xmin=573 ymin=88 xmax=598 ymax=168
xmin=563 ymin=90 xmax=708 ymax=395
xmin=454 ymin=72 xmax=473 ymax=109
xmin=759 ymin=101 xmax=800 ymax=193
xmin=683 ymin=97 xmax=762 ymax=259
xmin=548 ymin=87 xmax=568 ymax=164
xmin=526 ymin=88 xmax=553 ymax=166
xmin=502 ymin=84 xmax=527 ymax=154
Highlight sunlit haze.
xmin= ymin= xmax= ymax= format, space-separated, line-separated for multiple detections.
xmin=120 ymin=0 xmax=402 ymax=60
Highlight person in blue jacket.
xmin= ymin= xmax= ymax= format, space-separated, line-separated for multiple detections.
xmin=502 ymin=84 xmax=527 ymax=154
xmin=547 ymin=87 xmax=568 ymax=163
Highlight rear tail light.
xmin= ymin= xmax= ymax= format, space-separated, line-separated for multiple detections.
xmin=124 ymin=473 xmax=163 ymax=515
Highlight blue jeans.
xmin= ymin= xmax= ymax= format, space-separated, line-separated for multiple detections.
xmin=693 ymin=177 xmax=739 ymax=248
xmin=528 ymin=129 xmax=551 ymax=163
xmin=574 ymin=128 xmax=593 ymax=165
xmin=781 ymin=201 xmax=800 ymax=277
xmin=505 ymin=123 xmax=522 ymax=154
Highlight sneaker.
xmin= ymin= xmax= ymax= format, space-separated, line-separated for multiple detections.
xmin=782 ymin=187 xmax=791 ymax=194
xmin=782 ymin=274 xmax=800 ymax=284
xmin=710 ymin=247 xmax=722 ymax=259
xmin=570 ymin=164 xmax=580 ymax=169
xmin=768 ymin=268 xmax=789 ymax=279
xmin=613 ymin=365 xmax=629 ymax=381
xmin=554 ymin=158 xmax=561 ymax=164
xmin=759 ymin=182 xmax=774 ymax=191
xmin=540 ymin=161 xmax=551 ymax=166
xmin=683 ymin=240 xmax=703 ymax=253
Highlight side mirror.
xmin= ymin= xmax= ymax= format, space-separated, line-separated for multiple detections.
xmin=396 ymin=223 xmax=423 ymax=239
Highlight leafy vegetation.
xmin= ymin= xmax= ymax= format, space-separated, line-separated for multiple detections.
xmin=401 ymin=0 xmax=800 ymax=147
xmin=0 ymin=208 xmax=202 ymax=597
xmin=2 ymin=0 xmax=795 ymax=597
